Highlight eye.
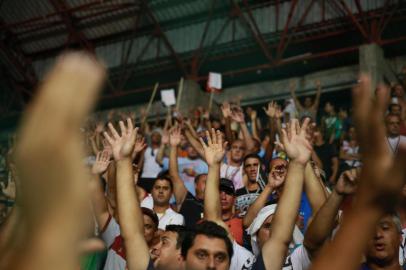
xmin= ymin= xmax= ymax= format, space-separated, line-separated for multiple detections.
xmin=196 ymin=251 xmax=206 ymax=260
xmin=215 ymin=254 xmax=226 ymax=263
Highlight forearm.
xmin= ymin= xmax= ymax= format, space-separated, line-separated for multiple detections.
xmin=304 ymin=163 xmax=327 ymax=216
xmin=330 ymin=158 xmax=339 ymax=180
xmin=204 ymin=164 xmax=221 ymax=221
xmin=185 ymin=122 xmax=199 ymax=138
xmin=156 ymin=144 xmax=166 ymax=165
xmin=224 ymin=117 xmax=235 ymax=144
xmin=116 ymin=158 xmax=149 ymax=270
xmin=90 ymin=174 xmax=109 ymax=227
xmin=185 ymin=130 xmax=205 ymax=158
xmin=263 ymin=161 xmax=305 ymax=270
xmin=169 ymin=146 xmax=187 ymax=205
xmin=243 ymin=185 xmax=273 ymax=228
xmin=240 ymin=122 xmax=255 ymax=153
xmin=251 ymin=118 xmax=260 ymax=141
xmin=310 ymin=194 xmax=384 ymax=270
xmin=303 ymin=190 xmax=343 ymax=256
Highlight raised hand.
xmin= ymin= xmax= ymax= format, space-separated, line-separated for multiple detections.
xmin=263 ymin=101 xmax=277 ymax=118
xmin=353 ymin=75 xmax=405 ymax=197
xmin=230 ymin=107 xmax=245 ymax=123
xmin=221 ymin=102 xmax=232 ymax=118
xmin=103 ymin=118 xmax=138 ymax=161
xmin=334 ymin=169 xmax=359 ymax=196
xmin=161 ymin=130 xmax=170 ymax=145
xmin=268 ymin=170 xmax=286 ymax=189
xmin=132 ymin=136 xmax=147 ymax=160
xmin=92 ymin=150 xmax=110 ymax=175
xmin=199 ymin=129 xmax=227 ymax=166
xmin=170 ymin=126 xmax=182 ymax=147
xmin=281 ymin=118 xmax=312 ymax=165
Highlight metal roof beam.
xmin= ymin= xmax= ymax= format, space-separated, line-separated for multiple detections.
xmin=140 ymin=0 xmax=188 ymax=76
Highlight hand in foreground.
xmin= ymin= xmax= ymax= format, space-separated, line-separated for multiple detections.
xmin=199 ymin=129 xmax=227 ymax=166
xmin=280 ymin=118 xmax=312 ymax=165
xmin=104 ymin=118 xmax=138 ymax=161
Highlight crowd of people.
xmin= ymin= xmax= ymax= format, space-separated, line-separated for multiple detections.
xmin=0 ymin=52 xmax=406 ymax=270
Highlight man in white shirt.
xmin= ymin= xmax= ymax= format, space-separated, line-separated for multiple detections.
xmin=141 ymin=176 xmax=184 ymax=230
xmin=221 ymin=139 xmax=246 ymax=190
xmin=385 ymin=114 xmax=406 ymax=155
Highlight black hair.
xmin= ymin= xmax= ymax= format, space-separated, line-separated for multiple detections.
xmin=181 ymin=221 xmax=233 ymax=261
xmin=194 ymin=173 xmax=207 ymax=184
xmin=141 ymin=207 xmax=159 ymax=229
xmin=153 ymin=173 xmax=173 ymax=190
xmin=243 ymin=153 xmax=261 ymax=165
xmin=165 ymin=225 xmax=188 ymax=249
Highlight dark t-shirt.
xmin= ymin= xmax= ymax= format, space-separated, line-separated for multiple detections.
xmin=179 ymin=192 xmax=204 ymax=229
xmin=235 ymin=186 xmax=263 ymax=217
xmin=146 ymin=259 xmax=155 ymax=270
xmin=314 ymin=143 xmax=338 ymax=180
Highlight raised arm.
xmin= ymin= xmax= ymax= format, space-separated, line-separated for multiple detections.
xmin=263 ymin=101 xmax=279 ymax=162
xmin=262 ymin=118 xmax=312 ymax=270
xmin=243 ymin=171 xmax=285 ymax=228
xmin=312 ymin=80 xmax=322 ymax=111
xmin=250 ymin=109 xmax=260 ymax=141
xmin=155 ymin=131 xmax=169 ymax=166
xmin=290 ymin=81 xmax=303 ymax=111
xmin=169 ymin=126 xmax=188 ymax=209
xmin=310 ymin=75 xmax=406 ymax=270
xmin=199 ymin=129 xmax=231 ymax=235
xmin=304 ymin=161 xmax=328 ymax=222
xmin=6 ymin=52 xmax=105 ymax=270
xmin=231 ymin=107 xmax=255 ymax=153
xmin=90 ymin=151 xmax=111 ymax=228
xmin=304 ymin=169 xmax=358 ymax=258
xmin=221 ymin=102 xmax=235 ymax=144
xmin=104 ymin=118 xmax=150 ymax=270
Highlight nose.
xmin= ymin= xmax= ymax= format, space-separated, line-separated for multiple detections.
xmin=220 ymin=191 xmax=226 ymax=199
xmin=207 ymin=256 xmax=216 ymax=269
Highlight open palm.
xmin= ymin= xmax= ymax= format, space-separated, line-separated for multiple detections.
xmin=103 ymin=118 xmax=138 ymax=161
xmin=199 ymin=129 xmax=227 ymax=166
xmin=281 ymin=118 xmax=312 ymax=165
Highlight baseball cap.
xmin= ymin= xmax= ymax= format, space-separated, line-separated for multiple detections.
xmin=219 ymin=178 xmax=235 ymax=196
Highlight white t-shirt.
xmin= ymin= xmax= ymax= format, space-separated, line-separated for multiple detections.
xmin=231 ymin=241 xmax=255 ymax=270
xmin=341 ymin=141 xmax=362 ymax=168
xmin=399 ymin=228 xmax=406 ymax=266
xmin=221 ymin=163 xmax=244 ymax=190
xmin=141 ymin=147 xmax=162 ymax=178
xmin=101 ymin=216 xmax=126 ymax=270
xmin=141 ymin=195 xmax=185 ymax=230
xmin=386 ymin=136 xmax=406 ymax=155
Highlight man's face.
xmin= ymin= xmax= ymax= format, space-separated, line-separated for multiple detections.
xmin=324 ymin=102 xmax=333 ymax=114
xmin=390 ymin=105 xmax=402 ymax=116
xmin=187 ymin=145 xmax=199 ymax=159
xmin=152 ymin=179 xmax=172 ymax=206
xmin=394 ymin=84 xmax=404 ymax=98
xmin=220 ymin=191 xmax=235 ymax=212
xmin=257 ymin=215 xmax=274 ymax=249
xmin=154 ymin=231 xmax=183 ymax=270
xmin=230 ymin=140 xmax=245 ymax=163
xmin=151 ymin=132 xmax=162 ymax=144
xmin=143 ymin=214 xmax=157 ymax=245
xmin=184 ymin=234 xmax=230 ymax=270
xmin=386 ymin=115 xmax=401 ymax=137
xmin=244 ymin=157 xmax=260 ymax=182
xmin=195 ymin=174 xmax=207 ymax=199
xmin=304 ymin=97 xmax=312 ymax=108
xmin=366 ymin=216 xmax=401 ymax=265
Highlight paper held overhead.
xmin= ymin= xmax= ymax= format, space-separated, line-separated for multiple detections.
xmin=161 ymin=89 xmax=176 ymax=107
xmin=207 ymin=72 xmax=222 ymax=92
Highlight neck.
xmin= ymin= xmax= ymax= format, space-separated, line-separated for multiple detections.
xmin=153 ymin=204 xmax=169 ymax=214
xmin=222 ymin=210 xmax=233 ymax=221
xmin=196 ymin=192 xmax=204 ymax=201
xmin=387 ymin=134 xmax=399 ymax=139
xmin=228 ymin=159 xmax=241 ymax=167
xmin=247 ymin=181 xmax=259 ymax=191
xmin=151 ymin=143 xmax=160 ymax=149
xmin=366 ymin=260 xmax=401 ymax=270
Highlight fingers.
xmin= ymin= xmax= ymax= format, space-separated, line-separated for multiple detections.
xmin=211 ymin=128 xmax=217 ymax=145
xmin=199 ymin=137 xmax=208 ymax=149
xmin=216 ymin=130 xmax=223 ymax=147
xmin=108 ymin=123 xmax=120 ymax=140
xmin=96 ymin=151 xmax=101 ymax=161
xmin=300 ymin=117 xmax=311 ymax=136
xmin=119 ymin=121 xmax=126 ymax=136
xmin=205 ymin=130 xmax=212 ymax=146
xmin=101 ymin=150 xmax=110 ymax=162
xmin=352 ymin=74 xmax=370 ymax=139
xmin=103 ymin=131 xmax=114 ymax=146
xmin=127 ymin=118 xmax=134 ymax=133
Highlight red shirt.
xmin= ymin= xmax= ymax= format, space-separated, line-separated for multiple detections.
xmin=225 ymin=216 xmax=243 ymax=245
